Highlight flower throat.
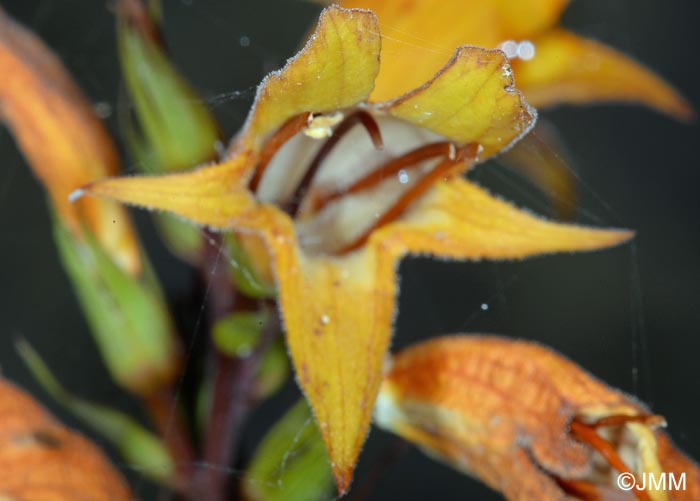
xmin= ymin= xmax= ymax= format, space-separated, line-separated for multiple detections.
xmin=248 ymin=110 xmax=479 ymax=255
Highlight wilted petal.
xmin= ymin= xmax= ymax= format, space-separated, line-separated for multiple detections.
xmin=0 ymin=8 xmax=140 ymax=274
xmin=338 ymin=0 xmax=569 ymax=100
xmin=376 ymin=336 xmax=699 ymax=501
xmin=371 ymin=177 xmax=631 ymax=258
xmin=240 ymin=5 xmax=381 ymax=148
xmin=383 ymin=46 xmax=536 ymax=158
xmin=512 ymin=29 xmax=693 ymax=120
xmin=0 ymin=378 xmax=132 ymax=501
xmin=656 ymin=434 xmax=700 ymax=501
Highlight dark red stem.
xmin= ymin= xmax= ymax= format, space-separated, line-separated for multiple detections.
xmin=192 ymin=232 xmax=280 ymax=501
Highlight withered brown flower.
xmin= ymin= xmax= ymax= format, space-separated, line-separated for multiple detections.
xmin=376 ymin=335 xmax=699 ymax=501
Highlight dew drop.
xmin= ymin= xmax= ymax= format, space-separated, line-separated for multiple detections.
xmin=499 ymin=40 xmax=518 ymax=59
xmin=239 ymin=35 xmax=251 ymax=48
xmin=517 ymin=40 xmax=535 ymax=61
xmin=398 ymin=169 xmax=409 ymax=184
xmin=321 ymin=314 xmax=330 ymax=325
xmin=481 ymin=303 xmax=489 ymax=311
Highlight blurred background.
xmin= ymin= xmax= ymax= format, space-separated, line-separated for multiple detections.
xmin=1 ymin=0 xmax=699 ymax=499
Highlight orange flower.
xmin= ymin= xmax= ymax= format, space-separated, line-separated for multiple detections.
xmin=0 ymin=378 xmax=133 ymax=500
xmin=376 ymin=335 xmax=700 ymax=501
xmin=0 ymin=7 xmax=140 ymax=275
xmin=77 ymin=6 xmax=632 ymax=492
xmin=338 ymin=0 xmax=692 ymax=120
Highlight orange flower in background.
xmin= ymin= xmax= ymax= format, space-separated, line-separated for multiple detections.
xmin=0 ymin=7 xmax=140 ymax=275
xmin=338 ymin=0 xmax=692 ymax=120
xmin=0 ymin=378 xmax=133 ymax=501
xmin=78 ymin=6 xmax=633 ymax=492
xmin=0 ymin=7 xmax=180 ymax=397
xmin=376 ymin=336 xmax=700 ymax=501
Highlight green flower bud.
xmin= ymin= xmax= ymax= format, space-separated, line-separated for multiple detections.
xmin=53 ymin=217 xmax=180 ymax=396
xmin=117 ymin=0 xmax=221 ymax=262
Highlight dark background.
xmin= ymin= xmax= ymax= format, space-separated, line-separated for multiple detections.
xmin=1 ymin=1 xmax=699 ymax=499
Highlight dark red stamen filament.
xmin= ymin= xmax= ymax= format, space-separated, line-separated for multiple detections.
xmin=570 ymin=419 xmax=651 ymax=501
xmin=249 ymin=112 xmax=312 ymax=191
xmin=555 ymin=477 xmax=613 ymax=500
xmin=287 ymin=110 xmax=383 ymax=215
xmin=309 ymin=141 xmax=454 ymax=214
xmin=337 ymin=143 xmax=479 ymax=255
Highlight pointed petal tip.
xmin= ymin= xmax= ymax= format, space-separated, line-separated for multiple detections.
xmin=332 ymin=464 xmax=354 ymax=497
xmin=670 ymin=97 xmax=696 ymax=124
xmin=582 ymin=227 xmax=634 ymax=252
xmin=608 ymin=228 xmax=635 ymax=246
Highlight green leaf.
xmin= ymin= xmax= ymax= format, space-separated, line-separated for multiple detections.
xmin=16 ymin=339 xmax=175 ymax=484
xmin=212 ymin=310 xmax=289 ymax=399
xmin=224 ymin=233 xmax=277 ymax=299
xmin=243 ymin=400 xmax=334 ymax=501
xmin=255 ymin=337 xmax=289 ymax=401
xmin=212 ymin=311 xmax=271 ymax=358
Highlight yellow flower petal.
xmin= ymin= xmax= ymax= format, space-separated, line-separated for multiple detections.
xmin=0 ymin=378 xmax=132 ymax=501
xmin=339 ymin=0 xmax=568 ymax=100
xmin=512 ymin=29 xmax=693 ymax=120
xmin=0 ymin=8 xmax=140 ymax=274
xmin=273 ymin=244 xmax=395 ymax=494
xmin=371 ymin=177 xmax=631 ymax=258
xmin=498 ymin=121 xmax=577 ymax=219
xmin=383 ymin=46 xmax=536 ymax=158
xmin=80 ymin=153 xmax=258 ymax=229
xmin=376 ymin=335 xmax=699 ymax=500
xmin=240 ymin=6 xmax=381 ymax=148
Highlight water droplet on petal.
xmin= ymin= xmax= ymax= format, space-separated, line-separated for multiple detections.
xmin=517 ymin=40 xmax=535 ymax=61
xmin=499 ymin=40 xmax=518 ymax=59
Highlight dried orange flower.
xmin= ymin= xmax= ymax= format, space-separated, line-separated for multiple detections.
xmin=78 ymin=6 xmax=632 ymax=492
xmin=339 ymin=0 xmax=692 ymax=120
xmin=376 ymin=335 xmax=700 ymax=501
xmin=0 ymin=378 xmax=133 ymax=501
